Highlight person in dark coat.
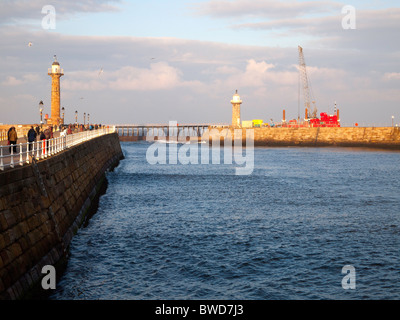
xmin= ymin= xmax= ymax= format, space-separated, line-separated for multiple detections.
xmin=27 ymin=126 xmax=37 ymax=151
xmin=35 ymin=125 xmax=40 ymax=136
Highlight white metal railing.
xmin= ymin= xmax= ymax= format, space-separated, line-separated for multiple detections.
xmin=48 ymin=68 xmax=64 ymax=74
xmin=0 ymin=126 xmax=116 ymax=171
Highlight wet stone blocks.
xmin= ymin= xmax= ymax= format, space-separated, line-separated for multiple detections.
xmin=0 ymin=133 xmax=123 ymax=299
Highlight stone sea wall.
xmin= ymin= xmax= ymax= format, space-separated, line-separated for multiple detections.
xmin=206 ymin=127 xmax=400 ymax=149
xmin=0 ymin=132 xmax=123 ymax=299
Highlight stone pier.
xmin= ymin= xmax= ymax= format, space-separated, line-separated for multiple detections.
xmin=0 ymin=132 xmax=124 ymax=299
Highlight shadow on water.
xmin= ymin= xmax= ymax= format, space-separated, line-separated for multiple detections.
xmin=23 ymin=160 xmax=123 ymax=300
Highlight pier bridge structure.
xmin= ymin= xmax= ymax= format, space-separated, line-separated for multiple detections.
xmin=115 ymin=123 xmax=229 ymax=141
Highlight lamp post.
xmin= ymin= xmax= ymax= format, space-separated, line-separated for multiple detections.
xmin=61 ymin=107 xmax=65 ymax=124
xmin=75 ymin=110 xmax=78 ymax=125
xmin=39 ymin=100 xmax=44 ymax=125
xmin=88 ymin=113 xmax=90 ymax=124
xmin=84 ymin=112 xmax=86 ymax=126
xmin=392 ymin=115 xmax=395 ymax=127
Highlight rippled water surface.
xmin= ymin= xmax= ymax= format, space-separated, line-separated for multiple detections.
xmin=50 ymin=142 xmax=400 ymax=300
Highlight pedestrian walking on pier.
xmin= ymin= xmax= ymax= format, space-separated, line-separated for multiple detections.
xmin=44 ymin=127 xmax=51 ymax=139
xmin=27 ymin=126 xmax=37 ymax=151
xmin=8 ymin=126 xmax=18 ymax=154
xmin=35 ymin=125 xmax=40 ymax=136
xmin=40 ymin=127 xmax=51 ymax=154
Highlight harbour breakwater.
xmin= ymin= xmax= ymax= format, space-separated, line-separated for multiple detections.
xmin=0 ymin=132 xmax=123 ymax=299
xmin=116 ymin=125 xmax=400 ymax=150
xmin=204 ymin=127 xmax=400 ymax=150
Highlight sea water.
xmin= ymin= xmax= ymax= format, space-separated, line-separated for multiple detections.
xmin=50 ymin=142 xmax=400 ymax=300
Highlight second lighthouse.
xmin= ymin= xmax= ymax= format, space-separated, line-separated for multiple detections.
xmin=231 ymin=90 xmax=242 ymax=128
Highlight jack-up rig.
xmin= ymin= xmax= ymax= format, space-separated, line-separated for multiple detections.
xmin=283 ymin=46 xmax=340 ymax=128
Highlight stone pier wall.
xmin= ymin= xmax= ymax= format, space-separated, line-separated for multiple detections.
xmin=206 ymin=127 xmax=400 ymax=149
xmin=0 ymin=133 xmax=124 ymax=299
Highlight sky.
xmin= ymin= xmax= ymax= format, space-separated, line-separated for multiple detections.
xmin=0 ymin=0 xmax=399 ymax=126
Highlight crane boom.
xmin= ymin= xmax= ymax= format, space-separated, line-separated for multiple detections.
xmin=298 ymin=46 xmax=317 ymax=119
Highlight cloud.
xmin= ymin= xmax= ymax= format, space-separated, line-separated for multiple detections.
xmin=193 ymin=1 xmax=400 ymax=55
xmin=383 ymin=72 xmax=400 ymax=81
xmin=202 ymin=65 xmax=242 ymax=75
xmin=63 ymin=62 xmax=203 ymax=92
xmin=231 ymin=7 xmax=400 ymax=34
xmin=109 ymin=63 xmax=184 ymax=91
xmin=0 ymin=0 xmax=121 ymax=24
xmin=0 ymin=24 xmax=399 ymax=125
xmin=194 ymin=0 xmax=341 ymax=19
xmin=241 ymin=59 xmax=276 ymax=87
xmin=1 ymin=74 xmax=41 ymax=86
xmin=215 ymin=59 xmax=300 ymax=89
xmin=229 ymin=7 xmax=400 ymax=52
xmin=1 ymin=76 xmax=24 ymax=86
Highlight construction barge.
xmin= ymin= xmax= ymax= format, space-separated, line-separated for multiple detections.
xmin=225 ymin=45 xmax=400 ymax=150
